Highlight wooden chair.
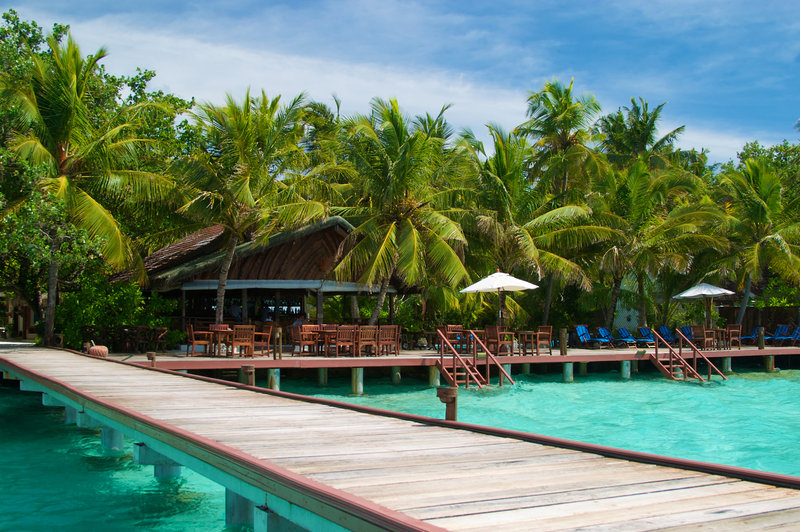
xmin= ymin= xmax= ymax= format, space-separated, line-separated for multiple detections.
xmin=254 ymin=324 xmax=272 ymax=357
xmin=209 ymin=323 xmax=231 ymax=356
xmin=485 ymin=325 xmax=514 ymax=355
xmin=725 ymin=324 xmax=741 ymax=350
xmin=230 ymin=325 xmax=255 ymax=357
xmin=379 ymin=325 xmax=400 ymax=356
xmin=334 ymin=325 xmax=357 ymax=357
xmin=357 ymin=325 xmax=379 ymax=356
xmin=537 ymin=325 xmax=553 ymax=355
xmin=701 ymin=328 xmax=717 ymax=350
xmin=186 ymin=324 xmax=212 ymax=357
xmin=290 ymin=325 xmax=317 ymax=355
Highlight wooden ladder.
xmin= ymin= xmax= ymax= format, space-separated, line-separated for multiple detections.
xmin=436 ymin=330 xmax=487 ymax=388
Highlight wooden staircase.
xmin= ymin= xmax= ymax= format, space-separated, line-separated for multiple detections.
xmin=649 ymin=328 xmax=727 ymax=383
xmin=436 ymin=329 xmax=514 ymax=388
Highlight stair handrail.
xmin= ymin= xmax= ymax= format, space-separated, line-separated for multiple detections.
xmin=675 ymin=329 xmax=727 ymax=381
xmin=651 ymin=328 xmax=706 ymax=383
xmin=467 ymin=330 xmax=515 ymax=386
xmin=437 ymin=329 xmax=485 ymax=388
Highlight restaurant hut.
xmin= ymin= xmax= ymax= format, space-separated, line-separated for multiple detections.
xmin=124 ymin=217 xmax=398 ymax=329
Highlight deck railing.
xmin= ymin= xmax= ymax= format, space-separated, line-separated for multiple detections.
xmin=466 ymin=330 xmax=515 ymax=386
xmin=675 ymin=329 xmax=727 ymax=381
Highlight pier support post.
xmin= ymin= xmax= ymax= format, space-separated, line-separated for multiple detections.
xmin=351 ymin=368 xmax=364 ymax=395
xmin=101 ymin=427 xmax=124 ymax=451
xmin=225 ymin=489 xmax=255 ymax=527
xmin=267 ymin=369 xmax=280 ymax=391
xmin=436 ymin=387 xmax=458 ymax=421
xmin=633 ymin=360 xmax=639 ymax=374
xmin=428 ymin=366 xmax=441 ymax=387
xmin=146 ymin=352 xmax=157 ymax=367
xmin=42 ymin=393 xmax=62 ymax=407
xmin=64 ymin=406 xmax=77 ymax=424
xmin=620 ymin=360 xmax=631 ymax=380
xmin=134 ymin=443 xmax=182 ymax=478
xmin=501 ymin=364 xmax=512 ymax=386
xmin=722 ymin=357 xmax=732 ymax=374
xmin=559 ymin=328 xmax=568 ymax=356
xmin=578 ymin=362 xmax=588 ymax=376
xmin=391 ymin=366 xmax=401 ymax=385
xmin=317 ymin=368 xmax=328 ymax=386
xmin=764 ymin=355 xmax=775 ymax=373
xmin=563 ymin=362 xmax=573 ymax=383
xmin=240 ymin=365 xmax=255 ymax=386
xmin=521 ymin=363 xmax=530 ymax=375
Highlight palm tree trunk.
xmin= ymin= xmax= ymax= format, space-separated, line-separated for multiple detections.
xmin=350 ymin=296 xmax=360 ymax=323
xmin=369 ymin=277 xmax=391 ymax=325
xmin=736 ymin=273 xmax=752 ymax=325
xmin=607 ymin=276 xmax=623 ymax=331
xmin=43 ymin=255 xmax=60 ymax=346
xmin=637 ymin=274 xmax=647 ymax=327
xmin=215 ymin=234 xmax=239 ymax=324
xmin=542 ymin=274 xmax=554 ymax=325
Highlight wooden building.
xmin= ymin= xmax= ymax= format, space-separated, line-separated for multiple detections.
xmin=132 ymin=217 xmax=396 ymax=327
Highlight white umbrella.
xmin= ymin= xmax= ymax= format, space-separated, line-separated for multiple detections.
xmin=673 ymin=283 xmax=735 ymax=329
xmin=461 ymin=271 xmax=539 ymax=325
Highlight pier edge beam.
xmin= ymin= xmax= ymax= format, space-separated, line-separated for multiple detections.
xmin=134 ymin=442 xmax=182 ymax=478
xmin=351 ymin=367 xmax=364 ymax=395
xmin=428 ymin=366 xmax=441 ymax=387
xmin=563 ymin=362 xmax=574 ymax=383
xmin=391 ymin=366 xmax=401 ymax=385
xmin=267 ymin=369 xmax=280 ymax=391
xmin=620 ymin=360 xmax=631 ymax=380
xmin=226 ymin=488 xmax=255 ymax=527
xmin=317 ymin=367 xmax=328 ymax=386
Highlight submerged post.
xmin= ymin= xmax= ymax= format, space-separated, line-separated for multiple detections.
xmin=436 ymin=386 xmax=458 ymax=421
xmin=134 ymin=443 xmax=182 ymax=478
xmin=226 ymin=489 xmax=255 ymax=527
xmin=391 ymin=366 xmax=401 ymax=385
xmin=620 ymin=360 xmax=631 ymax=380
xmin=578 ymin=362 xmax=588 ymax=376
xmin=351 ymin=367 xmax=364 ymax=395
xmin=563 ymin=362 xmax=574 ymax=383
xmin=267 ymin=369 xmax=280 ymax=391
xmin=317 ymin=367 xmax=328 ymax=386
xmin=101 ymin=427 xmax=124 ymax=451
xmin=240 ymin=365 xmax=255 ymax=386
xmin=764 ymin=355 xmax=775 ymax=373
xmin=521 ymin=363 xmax=531 ymax=374
xmin=428 ymin=366 xmax=441 ymax=387
xmin=722 ymin=357 xmax=732 ymax=374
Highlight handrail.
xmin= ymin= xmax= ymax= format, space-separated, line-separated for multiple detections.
xmin=467 ymin=330 xmax=515 ymax=386
xmin=437 ymin=330 xmax=485 ymax=388
xmin=650 ymin=329 xmax=706 ymax=383
xmin=675 ymin=329 xmax=727 ymax=381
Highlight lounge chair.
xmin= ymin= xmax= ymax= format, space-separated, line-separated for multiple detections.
xmin=638 ymin=327 xmax=657 ymax=346
xmin=575 ymin=325 xmax=612 ymax=348
xmin=679 ymin=326 xmax=694 ymax=340
xmin=615 ymin=328 xmax=640 ymax=347
xmin=774 ymin=326 xmax=800 ymax=346
xmin=740 ymin=326 xmax=763 ymax=344
xmin=656 ymin=325 xmax=678 ymax=344
xmin=597 ymin=327 xmax=628 ymax=347
xmin=766 ymin=325 xmax=791 ymax=345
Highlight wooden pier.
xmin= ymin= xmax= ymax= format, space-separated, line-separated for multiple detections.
xmin=2 ymin=347 xmax=800 ymax=530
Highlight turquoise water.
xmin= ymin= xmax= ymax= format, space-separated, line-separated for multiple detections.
xmin=278 ymin=370 xmax=800 ymax=477
xmin=2 ymin=370 xmax=797 ymax=530
xmin=0 ymin=387 xmax=230 ymax=532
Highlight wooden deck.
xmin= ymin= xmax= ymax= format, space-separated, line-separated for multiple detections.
xmin=2 ymin=348 xmax=800 ymax=530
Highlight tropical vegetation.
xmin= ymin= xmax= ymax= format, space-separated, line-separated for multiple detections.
xmin=1 ymin=9 xmax=799 ymax=345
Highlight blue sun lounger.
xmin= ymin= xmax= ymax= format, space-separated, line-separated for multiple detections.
xmin=656 ymin=325 xmax=678 ymax=344
xmin=618 ymin=327 xmax=652 ymax=347
xmin=575 ymin=325 xmax=612 ymax=348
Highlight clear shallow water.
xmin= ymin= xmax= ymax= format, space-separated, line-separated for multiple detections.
xmin=278 ymin=370 xmax=800 ymax=477
xmin=0 ymin=387 xmax=230 ymax=532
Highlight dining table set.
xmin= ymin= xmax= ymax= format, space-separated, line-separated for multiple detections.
xmin=437 ymin=325 xmax=554 ymax=357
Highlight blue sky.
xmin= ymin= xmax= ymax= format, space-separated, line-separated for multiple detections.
xmin=6 ymin=0 xmax=800 ymax=163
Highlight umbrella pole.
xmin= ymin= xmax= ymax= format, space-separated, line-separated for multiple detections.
xmin=497 ymin=290 xmax=503 ymax=326
xmin=704 ymin=297 xmax=712 ymax=329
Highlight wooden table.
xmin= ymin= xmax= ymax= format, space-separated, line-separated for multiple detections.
xmin=210 ymin=328 xmax=232 ymax=357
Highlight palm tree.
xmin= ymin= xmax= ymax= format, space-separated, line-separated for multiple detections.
xmin=0 ymin=34 xmax=171 ymax=344
xmin=716 ymin=159 xmax=800 ymax=323
xmin=177 ymin=90 xmax=323 ymax=323
xmin=588 ymin=160 xmax=723 ymax=330
xmin=334 ymin=99 xmax=468 ymax=324
xmin=597 ymin=98 xmax=685 ymax=169
xmin=460 ymin=125 xmax=614 ymax=324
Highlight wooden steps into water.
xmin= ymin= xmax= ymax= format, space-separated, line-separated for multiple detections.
xmin=2 ymin=348 xmax=800 ymax=530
